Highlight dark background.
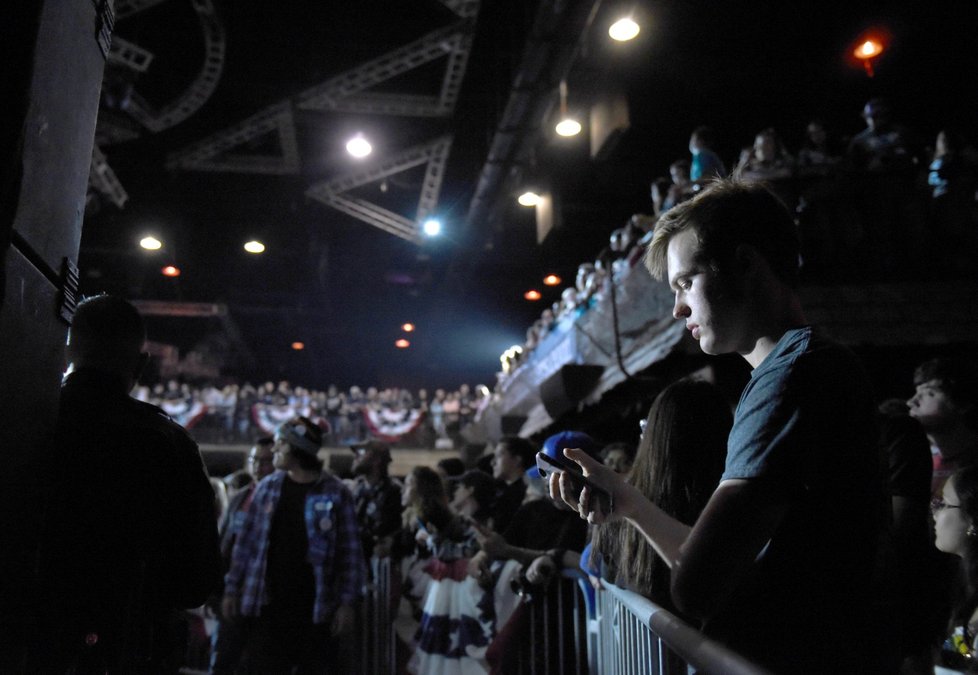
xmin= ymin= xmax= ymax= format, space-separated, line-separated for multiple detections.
xmin=79 ymin=0 xmax=978 ymax=392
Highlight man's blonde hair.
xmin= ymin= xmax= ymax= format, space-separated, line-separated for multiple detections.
xmin=643 ymin=178 xmax=800 ymax=286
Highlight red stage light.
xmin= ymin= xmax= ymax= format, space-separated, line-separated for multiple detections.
xmin=524 ymin=289 xmax=542 ymax=301
xmin=162 ymin=265 xmax=180 ymax=277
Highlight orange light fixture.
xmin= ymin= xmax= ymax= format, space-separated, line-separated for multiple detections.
xmin=291 ymin=341 xmax=305 ymax=351
xmin=543 ymin=274 xmax=561 ymax=286
xmin=401 ymin=323 xmax=415 ymax=332
xmin=161 ymin=265 xmax=180 ymax=277
xmin=850 ymin=31 xmax=888 ymax=77
xmin=854 ymin=39 xmax=883 ymax=60
xmin=524 ymin=289 xmax=542 ymax=301
xmin=395 ymin=339 xmax=410 ymax=349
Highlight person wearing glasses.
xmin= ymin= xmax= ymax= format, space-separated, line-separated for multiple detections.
xmin=933 ymin=466 xmax=978 ymax=673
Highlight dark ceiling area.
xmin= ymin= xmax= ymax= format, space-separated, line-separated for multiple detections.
xmin=80 ymin=0 xmax=978 ymax=390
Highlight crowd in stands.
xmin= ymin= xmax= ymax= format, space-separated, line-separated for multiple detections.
xmin=131 ymin=379 xmax=491 ymax=448
xmin=502 ymin=97 xmax=978 ymax=376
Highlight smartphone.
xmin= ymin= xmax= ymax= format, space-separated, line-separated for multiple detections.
xmin=535 ymin=452 xmax=613 ymax=514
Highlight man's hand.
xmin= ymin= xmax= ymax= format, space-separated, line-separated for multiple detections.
xmin=331 ymin=604 xmax=354 ymax=637
xmin=467 ymin=550 xmax=492 ymax=587
xmin=524 ymin=554 xmax=556 ymax=586
xmin=221 ymin=594 xmax=239 ymax=619
xmin=547 ymin=448 xmax=633 ymax=524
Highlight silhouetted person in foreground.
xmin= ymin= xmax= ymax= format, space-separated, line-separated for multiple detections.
xmin=34 ymin=295 xmax=222 ymax=673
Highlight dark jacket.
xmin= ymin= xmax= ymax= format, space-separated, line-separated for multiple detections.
xmin=35 ymin=369 xmax=222 ymax=671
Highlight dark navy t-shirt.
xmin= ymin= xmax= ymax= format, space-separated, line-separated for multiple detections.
xmin=707 ymin=327 xmax=884 ymax=673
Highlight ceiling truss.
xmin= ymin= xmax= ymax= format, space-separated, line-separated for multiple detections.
xmin=165 ymin=102 xmax=301 ymax=174
xmin=166 ymin=1 xmax=479 ymax=243
xmin=305 ymin=135 xmax=453 ymax=243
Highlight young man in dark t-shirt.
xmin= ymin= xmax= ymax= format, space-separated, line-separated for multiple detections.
xmin=551 ymin=179 xmax=884 ymax=674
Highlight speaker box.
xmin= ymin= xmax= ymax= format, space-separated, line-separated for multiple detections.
xmin=539 ymin=364 xmax=604 ymax=419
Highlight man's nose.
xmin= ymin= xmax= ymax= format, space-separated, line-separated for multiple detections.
xmin=672 ymin=294 xmax=689 ymax=320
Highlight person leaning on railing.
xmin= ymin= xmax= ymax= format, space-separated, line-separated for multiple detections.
xmin=549 ymin=179 xmax=885 ymax=674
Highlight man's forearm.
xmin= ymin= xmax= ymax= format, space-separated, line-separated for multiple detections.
xmin=619 ymin=486 xmax=691 ymax=569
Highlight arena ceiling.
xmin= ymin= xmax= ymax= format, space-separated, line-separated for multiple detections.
xmin=79 ymin=0 xmax=977 ymax=389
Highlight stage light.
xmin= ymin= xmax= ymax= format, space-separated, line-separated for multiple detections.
xmin=555 ymin=118 xmax=582 ymax=137
xmin=402 ymin=323 xmax=415 ymax=332
xmin=524 ymin=289 xmax=542 ymax=301
xmin=244 ymin=240 xmax=265 ymax=254
xmin=609 ymin=17 xmax=640 ymax=41
xmin=422 ymin=219 xmax=442 ymax=236
xmin=555 ymin=80 xmax=582 ymax=137
xmin=346 ymin=134 xmax=372 ymax=158
xmin=140 ymin=236 xmax=162 ymax=250
xmin=518 ymin=192 xmax=541 ymax=207
xmin=161 ymin=265 xmax=180 ymax=277
xmin=855 ymin=39 xmax=883 ymax=59
xmin=291 ymin=341 xmax=305 ymax=351
xmin=395 ymin=339 xmax=410 ymax=349
xmin=543 ymin=274 xmax=561 ymax=286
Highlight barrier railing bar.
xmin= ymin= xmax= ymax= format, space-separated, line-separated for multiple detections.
xmin=599 ymin=582 xmax=773 ymax=675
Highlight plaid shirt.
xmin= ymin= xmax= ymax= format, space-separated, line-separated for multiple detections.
xmin=224 ymin=471 xmax=365 ymax=624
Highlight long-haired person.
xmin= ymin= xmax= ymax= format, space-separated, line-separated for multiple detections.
xmin=403 ymin=466 xmax=493 ymax=674
xmin=590 ymin=379 xmax=730 ymax=613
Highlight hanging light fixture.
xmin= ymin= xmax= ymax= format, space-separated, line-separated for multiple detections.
xmin=555 ymin=81 xmax=582 ymax=137
xmin=609 ymin=17 xmax=640 ymax=41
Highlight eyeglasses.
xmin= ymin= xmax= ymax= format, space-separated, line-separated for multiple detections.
xmin=931 ymin=497 xmax=962 ymax=514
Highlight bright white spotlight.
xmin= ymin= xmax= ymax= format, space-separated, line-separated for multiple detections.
xmin=140 ymin=236 xmax=162 ymax=250
xmin=609 ymin=17 xmax=640 ymax=41
xmin=243 ymin=240 xmax=265 ymax=254
xmin=555 ymin=118 xmax=582 ymax=137
xmin=346 ymin=134 xmax=372 ymax=158
xmin=422 ymin=219 xmax=442 ymax=236
xmin=518 ymin=192 xmax=541 ymax=207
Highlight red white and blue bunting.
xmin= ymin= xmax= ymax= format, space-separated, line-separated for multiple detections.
xmin=160 ymin=399 xmax=208 ymax=430
xmin=362 ymin=407 xmax=425 ymax=443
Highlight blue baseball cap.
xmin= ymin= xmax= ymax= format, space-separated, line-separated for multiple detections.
xmin=527 ymin=430 xmax=600 ymax=479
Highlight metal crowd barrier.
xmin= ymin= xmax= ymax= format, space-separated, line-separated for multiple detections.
xmin=591 ymin=581 xmax=772 ymax=675
xmin=359 ymin=557 xmax=769 ymax=675
xmin=361 ymin=555 xmax=396 ymax=675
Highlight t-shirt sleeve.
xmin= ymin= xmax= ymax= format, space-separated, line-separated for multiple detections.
xmin=721 ymin=364 xmax=806 ymax=496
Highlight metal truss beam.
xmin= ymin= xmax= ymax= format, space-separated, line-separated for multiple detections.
xmin=108 ymin=36 xmax=154 ymax=72
xmin=296 ymin=18 xmax=476 ymax=117
xmin=165 ymin=101 xmax=300 ymax=174
xmin=313 ymin=194 xmax=420 ymax=243
xmin=130 ymin=300 xmax=226 ymax=317
xmin=123 ymin=0 xmax=226 ymax=133
xmin=89 ymin=145 xmax=129 ymax=208
xmin=305 ymin=135 xmax=453 ymax=243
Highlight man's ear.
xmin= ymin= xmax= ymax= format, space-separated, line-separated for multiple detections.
xmin=734 ymin=244 xmax=765 ymax=278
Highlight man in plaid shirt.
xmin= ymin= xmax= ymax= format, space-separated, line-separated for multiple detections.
xmin=222 ymin=416 xmax=365 ymax=672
